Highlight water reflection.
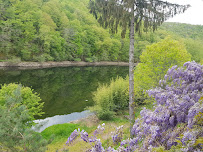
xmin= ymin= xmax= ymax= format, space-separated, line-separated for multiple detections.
xmin=0 ymin=66 xmax=128 ymax=119
xmin=33 ymin=110 xmax=93 ymax=132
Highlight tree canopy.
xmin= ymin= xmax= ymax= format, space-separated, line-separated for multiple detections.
xmin=1 ymin=0 xmax=203 ymax=63
xmin=89 ymin=0 xmax=189 ymax=37
xmin=134 ymin=37 xmax=191 ymax=103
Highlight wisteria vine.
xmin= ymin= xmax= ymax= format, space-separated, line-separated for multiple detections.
xmin=130 ymin=61 xmax=203 ymax=151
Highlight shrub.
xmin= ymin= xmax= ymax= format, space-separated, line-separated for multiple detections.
xmin=91 ymin=77 xmax=129 ymax=120
xmin=134 ymin=37 xmax=191 ymax=104
xmin=0 ymin=83 xmax=44 ymax=120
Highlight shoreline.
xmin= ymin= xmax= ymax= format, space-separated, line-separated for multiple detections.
xmin=0 ymin=61 xmax=132 ymax=70
xmin=33 ymin=110 xmax=95 ymax=132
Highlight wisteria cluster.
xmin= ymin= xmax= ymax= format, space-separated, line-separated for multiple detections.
xmin=66 ymin=123 xmax=106 ymax=148
xmin=112 ymin=125 xmax=123 ymax=144
xmin=66 ymin=61 xmax=203 ymax=152
xmin=131 ymin=61 xmax=203 ymax=150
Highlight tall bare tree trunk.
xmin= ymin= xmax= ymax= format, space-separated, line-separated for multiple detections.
xmin=129 ymin=4 xmax=135 ymax=137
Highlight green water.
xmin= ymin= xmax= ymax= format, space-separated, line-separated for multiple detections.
xmin=0 ymin=66 xmax=128 ymax=119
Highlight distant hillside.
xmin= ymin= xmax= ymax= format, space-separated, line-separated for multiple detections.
xmin=158 ymin=22 xmax=203 ymax=62
xmin=161 ymin=22 xmax=203 ymax=40
xmin=1 ymin=0 xmax=203 ymax=62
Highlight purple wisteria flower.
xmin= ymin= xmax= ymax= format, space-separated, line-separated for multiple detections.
xmin=112 ymin=125 xmax=123 ymax=144
xmin=132 ymin=61 xmax=203 ymax=150
xmin=66 ymin=129 xmax=79 ymax=145
xmin=66 ymin=123 xmax=106 ymax=151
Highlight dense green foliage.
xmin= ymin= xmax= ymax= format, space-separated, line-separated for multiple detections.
xmin=0 ymin=0 xmax=130 ymax=62
xmin=91 ymin=77 xmax=129 ymax=120
xmin=161 ymin=22 xmax=203 ymax=40
xmin=0 ymin=83 xmax=44 ymax=120
xmin=160 ymin=23 xmax=203 ymax=62
xmin=183 ymin=38 xmax=203 ymax=62
xmin=0 ymin=85 xmax=47 ymax=152
xmin=134 ymin=37 xmax=191 ymax=103
xmin=1 ymin=0 xmax=203 ymax=62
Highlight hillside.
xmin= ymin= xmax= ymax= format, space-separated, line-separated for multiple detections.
xmin=161 ymin=22 xmax=203 ymax=40
xmin=160 ymin=22 xmax=203 ymax=62
xmin=1 ymin=0 xmax=203 ymax=62
xmin=0 ymin=0 xmax=130 ymax=62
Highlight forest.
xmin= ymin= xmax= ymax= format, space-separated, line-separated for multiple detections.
xmin=1 ymin=0 xmax=203 ymax=63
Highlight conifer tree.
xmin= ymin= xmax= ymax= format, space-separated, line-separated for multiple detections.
xmin=0 ymin=85 xmax=48 ymax=151
xmin=89 ymin=0 xmax=189 ymax=135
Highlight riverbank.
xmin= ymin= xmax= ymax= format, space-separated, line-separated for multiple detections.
xmin=0 ymin=61 xmax=133 ymax=69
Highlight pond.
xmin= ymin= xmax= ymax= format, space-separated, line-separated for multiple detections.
xmin=0 ymin=66 xmax=128 ymax=120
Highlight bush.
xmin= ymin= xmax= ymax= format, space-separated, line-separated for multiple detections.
xmin=0 ymin=83 xmax=44 ymax=120
xmin=97 ymin=110 xmax=116 ymax=120
xmin=134 ymin=37 xmax=191 ymax=104
xmin=91 ymin=77 xmax=129 ymax=120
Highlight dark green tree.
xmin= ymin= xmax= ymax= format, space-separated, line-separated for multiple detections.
xmin=89 ymin=0 xmax=189 ymax=135
xmin=0 ymin=85 xmax=47 ymax=152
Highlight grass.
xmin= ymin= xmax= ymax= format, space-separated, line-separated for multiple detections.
xmin=41 ymin=123 xmax=96 ymax=141
xmin=41 ymin=123 xmax=96 ymax=152
xmin=41 ymin=123 xmax=79 ymax=143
